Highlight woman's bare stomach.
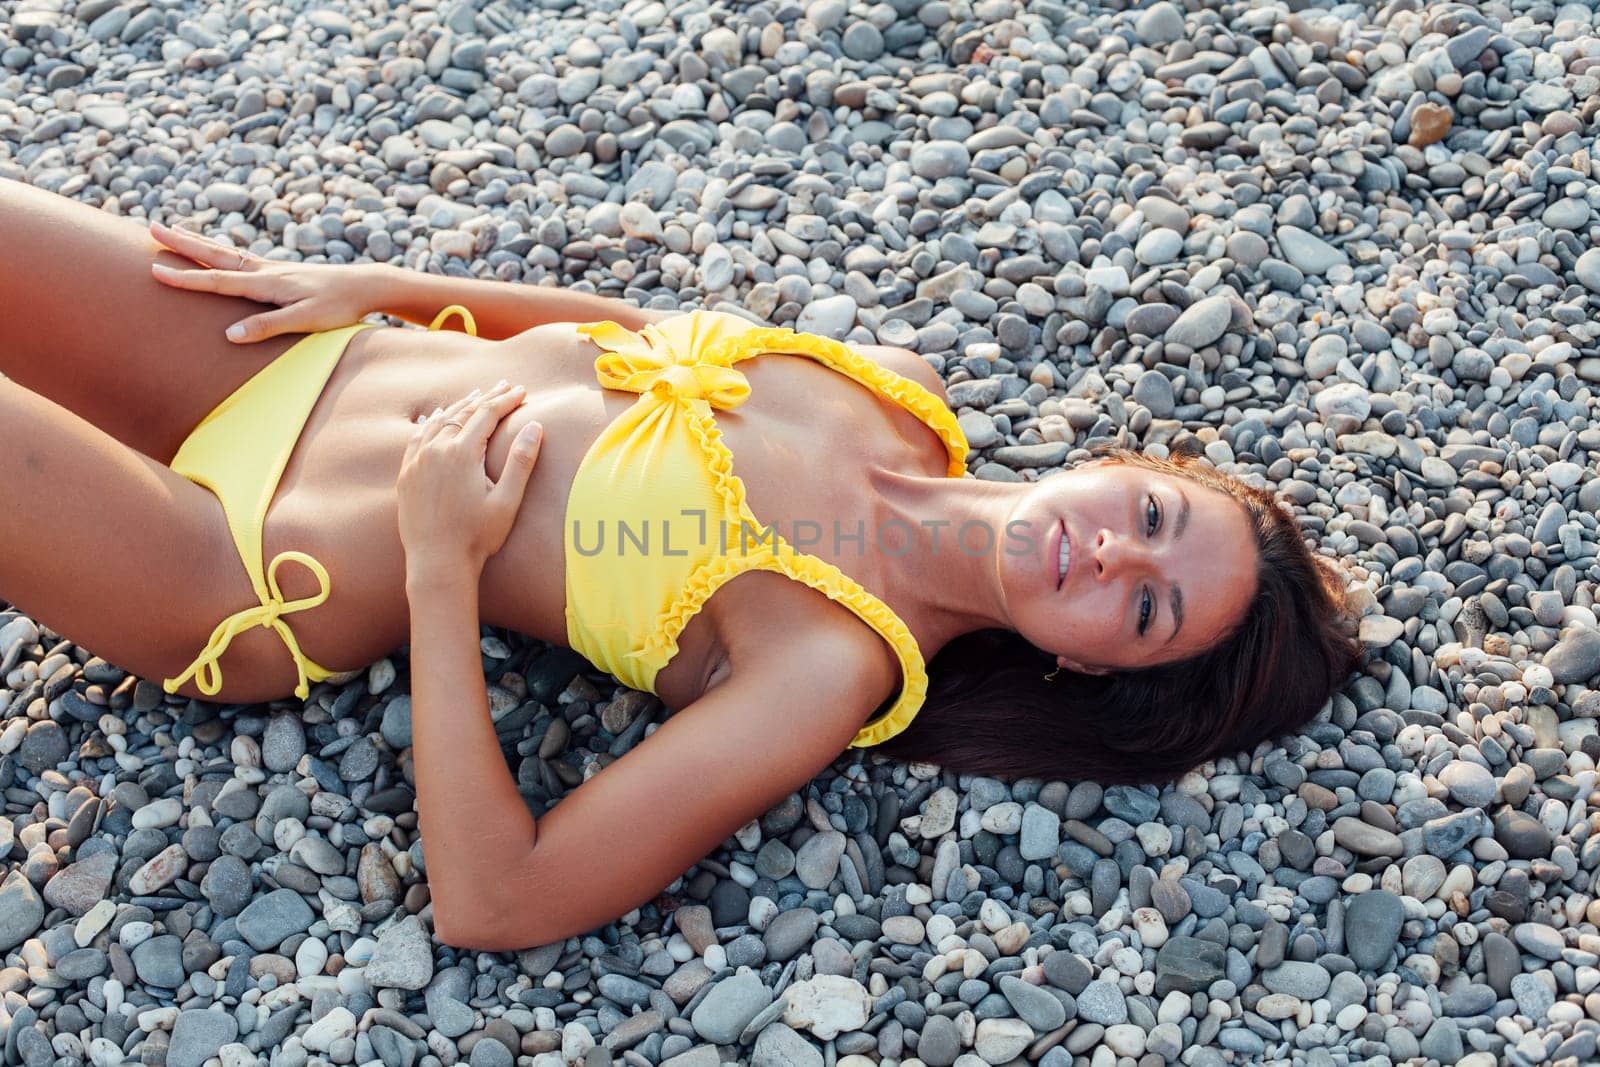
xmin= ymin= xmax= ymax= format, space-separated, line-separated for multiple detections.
xmin=251 ymin=318 xmax=947 ymax=708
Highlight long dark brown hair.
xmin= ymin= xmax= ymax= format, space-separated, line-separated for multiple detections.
xmin=870 ymin=445 xmax=1364 ymax=785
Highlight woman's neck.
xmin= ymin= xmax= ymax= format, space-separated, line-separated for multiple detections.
xmin=869 ymin=468 xmax=1029 ymax=658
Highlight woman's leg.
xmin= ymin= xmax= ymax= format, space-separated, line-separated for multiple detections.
xmin=0 ymin=178 xmax=304 ymax=465
xmin=0 ymin=376 xmax=318 ymax=702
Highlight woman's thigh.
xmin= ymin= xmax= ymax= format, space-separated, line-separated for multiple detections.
xmin=0 ymin=376 xmax=337 ymax=703
xmin=0 ymin=178 xmax=303 ymax=465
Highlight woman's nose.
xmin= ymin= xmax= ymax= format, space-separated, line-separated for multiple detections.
xmin=1093 ymin=528 xmax=1150 ymax=580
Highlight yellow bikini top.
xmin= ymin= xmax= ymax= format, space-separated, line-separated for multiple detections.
xmin=564 ymin=310 xmax=969 ymax=748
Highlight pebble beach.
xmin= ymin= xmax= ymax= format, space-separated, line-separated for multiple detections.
xmin=2 ymin=0 xmax=1600 ymax=1065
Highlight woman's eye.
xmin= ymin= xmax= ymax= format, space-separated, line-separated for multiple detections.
xmin=1139 ymin=589 xmax=1152 ymax=635
xmin=1146 ymin=495 xmax=1160 ymax=536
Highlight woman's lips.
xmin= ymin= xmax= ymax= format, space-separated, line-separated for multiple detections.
xmin=1058 ymin=520 xmax=1070 ymax=590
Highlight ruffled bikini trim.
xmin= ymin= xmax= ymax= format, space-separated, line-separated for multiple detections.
xmin=703 ymin=326 xmax=970 ymax=477
xmin=633 ymin=523 xmax=929 ymax=749
xmin=634 ymin=400 xmax=928 ymax=747
xmin=577 ymin=313 xmax=959 ymax=747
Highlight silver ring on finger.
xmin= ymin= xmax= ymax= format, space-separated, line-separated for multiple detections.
xmin=442 ymin=419 xmax=466 ymax=430
xmin=235 ymin=249 xmax=248 ymax=270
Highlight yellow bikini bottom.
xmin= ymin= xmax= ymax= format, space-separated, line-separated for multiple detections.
xmin=162 ymin=304 xmax=477 ymax=701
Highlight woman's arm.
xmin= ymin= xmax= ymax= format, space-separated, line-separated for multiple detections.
xmin=439 ymin=625 xmax=892 ymax=951
xmin=405 ymin=558 xmax=541 ymax=935
xmin=146 ymin=220 xmax=666 ymax=344
xmin=394 ymin=382 xmax=545 ymax=936
xmin=370 ymin=265 xmax=668 ymax=340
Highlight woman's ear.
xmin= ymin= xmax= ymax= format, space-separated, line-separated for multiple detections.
xmin=1057 ymin=654 xmax=1111 ymax=677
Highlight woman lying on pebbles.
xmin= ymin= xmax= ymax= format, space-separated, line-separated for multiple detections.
xmin=0 ymin=179 xmax=1360 ymax=950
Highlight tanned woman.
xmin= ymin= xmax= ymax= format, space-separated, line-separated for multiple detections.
xmin=0 ymin=179 xmax=1359 ymax=950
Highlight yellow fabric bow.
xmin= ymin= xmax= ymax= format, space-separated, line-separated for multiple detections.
xmin=162 ymin=550 xmax=332 ymax=700
xmin=588 ymin=321 xmax=752 ymax=410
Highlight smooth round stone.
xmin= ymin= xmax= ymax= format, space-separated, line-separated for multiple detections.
xmin=1127 ymin=303 xmax=1180 ymax=339
xmin=841 ymin=21 xmax=883 ymax=61
xmin=1316 ymin=382 xmax=1373 ymax=421
xmin=1256 ymin=993 xmax=1301 ymax=1021
xmin=1227 ymin=230 xmax=1269 ymax=267
xmin=1263 ymin=961 xmax=1331 ymax=1000
xmin=131 ymin=934 xmax=185 ymax=988
xmin=1358 ymin=616 xmax=1404 ymax=647
xmin=881 ymin=915 xmax=925 ymax=946
xmin=1019 ymin=804 xmax=1060 ymax=861
xmin=1075 ymin=980 xmax=1128 ymax=1025
xmin=999 ymin=974 xmax=1066 ymax=1030
xmin=131 ymin=797 xmax=183 ymax=830
xmin=1510 ymin=973 xmax=1554 ymax=1020
xmin=752 ymin=1024 xmax=821 ymax=1067
xmin=1132 ymin=369 xmax=1176 ymax=418
xmin=17 ymin=720 xmax=68 ymax=773
xmin=691 ymin=973 xmax=772 ymax=1044
xmin=167 ymin=1010 xmax=239 ymax=1067
xmin=1305 ymin=333 xmax=1347 ymax=378
xmin=202 ymin=182 xmax=251 ymax=213
xmin=795 ymin=294 xmax=858 ymax=338
xmin=1543 ymin=199 xmax=1589 ymax=230
xmin=910 ymin=140 xmax=970 ymax=180
xmin=1104 ymin=786 xmax=1159 ymax=824
xmin=1401 ymin=855 xmax=1448 ymax=899
xmin=1344 ymin=891 xmax=1404 ymax=970
xmin=1333 ymin=816 xmax=1403 ymax=857
xmin=1137 ymin=196 xmax=1190 ymax=232
xmin=1575 ymin=249 xmax=1600 ymax=293
xmin=918 ymin=1014 xmax=961 ymax=1066
xmin=1132 ymin=907 xmax=1168 ymax=948
xmin=1543 ymin=628 xmax=1600 ymax=684
xmin=1164 ymin=294 xmax=1231 ymax=349
xmin=1276 ymin=225 xmax=1348 ymax=274
xmin=1512 ymin=922 xmax=1565 ymax=962
xmin=974 ymin=1018 xmax=1033 ymax=1062
xmin=380 ymin=698 xmax=412 ymax=749
xmin=431 ymin=997 xmax=474 ymax=1038
xmin=1042 ymin=951 xmax=1091 ymax=994
xmin=56 ymin=947 xmax=108 ymax=981
xmin=545 ymin=124 xmax=586 ymax=157
xmin=1438 ymin=761 xmax=1495 ymax=807
xmin=1103 ymin=1023 xmax=1146 ymax=1057
xmin=1135 ymin=229 xmax=1183 ymax=265
xmin=763 ymin=908 xmax=819 ymax=961
xmin=794 ymin=831 xmax=845 ymax=888
xmin=1134 ymin=2 xmax=1184 ymax=45
xmin=262 ymin=714 xmax=306 ymax=772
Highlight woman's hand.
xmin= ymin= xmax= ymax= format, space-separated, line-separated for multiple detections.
xmin=398 ymin=380 xmax=544 ymax=577
xmin=148 ymin=219 xmax=386 ymax=343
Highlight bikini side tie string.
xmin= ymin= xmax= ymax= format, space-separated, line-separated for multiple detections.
xmin=161 ymin=551 xmax=333 ymax=700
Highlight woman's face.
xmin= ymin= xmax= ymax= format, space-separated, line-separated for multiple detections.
xmin=998 ymin=462 xmax=1258 ymax=673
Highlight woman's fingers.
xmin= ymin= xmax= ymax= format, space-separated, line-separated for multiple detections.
xmin=415 ymin=387 xmax=485 ymax=447
xmin=414 ymin=382 xmax=522 ymax=453
xmin=222 ymin=308 xmax=299 ymax=344
xmin=151 ymin=263 xmax=261 ymax=299
xmin=489 ymin=421 xmax=543 ymax=514
xmin=459 ymin=385 xmax=527 ymax=444
xmin=149 ymin=219 xmax=256 ymax=269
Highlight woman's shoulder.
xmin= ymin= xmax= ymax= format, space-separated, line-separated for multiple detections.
xmin=712 ymin=572 xmax=902 ymax=711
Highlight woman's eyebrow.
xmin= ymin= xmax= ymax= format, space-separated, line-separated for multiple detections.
xmin=1166 ymin=487 xmax=1190 ymax=646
